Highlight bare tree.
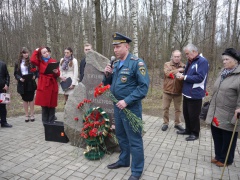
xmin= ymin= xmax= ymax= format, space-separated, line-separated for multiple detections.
xmin=232 ymin=0 xmax=239 ymax=47
xmin=131 ymin=0 xmax=138 ymax=56
xmin=40 ymin=0 xmax=51 ymax=47
xmin=95 ymin=0 xmax=103 ymax=54
xmin=167 ymin=0 xmax=179 ymax=57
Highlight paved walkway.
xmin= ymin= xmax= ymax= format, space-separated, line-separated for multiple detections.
xmin=0 ymin=113 xmax=239 ymax=180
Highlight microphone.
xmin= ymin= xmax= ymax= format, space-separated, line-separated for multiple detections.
xmin=110 ymin=56 xmax=116 ymax=68
xmin=106 ymin=56 xmax=116 ymax=77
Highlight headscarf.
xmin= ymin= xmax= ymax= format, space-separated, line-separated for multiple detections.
xmin=62 ymin=55 xmax=73 ymax=70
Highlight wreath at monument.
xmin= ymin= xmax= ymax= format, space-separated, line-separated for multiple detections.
xmin=77 ymin=99 xmax=117 ymax=160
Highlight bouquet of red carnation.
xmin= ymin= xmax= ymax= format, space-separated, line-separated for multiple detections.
xmin=94 ymin=83 xmax=143 ymax=133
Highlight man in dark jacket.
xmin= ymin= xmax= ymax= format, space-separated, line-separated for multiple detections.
xmin=79 ymin=43 xmax=92 ymax=82
xmin=176 ymin=44 xmax=209 ymax=141
xmin=0 ymin=60 xmax=12 ymax=127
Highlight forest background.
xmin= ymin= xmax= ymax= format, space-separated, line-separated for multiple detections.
xmin=0 ymin=0 xmax=239 ymax=117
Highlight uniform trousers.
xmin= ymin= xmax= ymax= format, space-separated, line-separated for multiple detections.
xmin=183 ymin=96 xmax=202 ymax=137
xmin=211 ymin=124 xmax=238 ymax=164
xmin=114 ymin=103 xmax=144 ymax=177
xmin=162 ymin=92 xmax=182 ymax=125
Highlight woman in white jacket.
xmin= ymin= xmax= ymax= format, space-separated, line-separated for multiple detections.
xmin=59 ymin=47 xmax=78 ymax=104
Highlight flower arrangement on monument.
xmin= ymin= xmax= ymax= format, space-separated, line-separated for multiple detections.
xmin=94 ymin=82 xmax=143 ymax=133
xmin=76 ymin=98 xmax=117 ymax=160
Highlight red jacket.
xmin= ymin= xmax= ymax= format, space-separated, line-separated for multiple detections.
xmin=30 ymin=49 xmax=60 ymax=107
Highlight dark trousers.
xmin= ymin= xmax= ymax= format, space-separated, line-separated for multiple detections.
xmin=211 ymin=124 xmax=238 ymax=164
xmin=42 ymin=106 xmax=55 ymax=123
xmin=183 ymin=96 xmax=202 ymax=136
xmin=0 ymin=103 xmax=7 ymax=124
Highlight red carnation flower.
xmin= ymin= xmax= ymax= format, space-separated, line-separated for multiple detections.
xmin=169 ymin=73 xmax=174 ymax=79
xmin=205 ymin=91 xmax=209 ymax=96
xmin=74 ymin=117 xmax=79 ymax=121
xmin=30 ymin=68 xmax=37 ymax=72
xmin=213 ymin=117 xmax=219 ymax=126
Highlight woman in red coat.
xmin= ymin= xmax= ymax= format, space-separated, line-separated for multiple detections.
xmin=30 ymin=47 xmax=60 ymax=123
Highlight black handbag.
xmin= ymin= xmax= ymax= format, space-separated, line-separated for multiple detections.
xmin=199 ymin=101 xmax=210 ymax=121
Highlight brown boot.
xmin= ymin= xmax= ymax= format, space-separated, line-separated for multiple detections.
xmin=211 ymin=158 xmax=218 ymax=164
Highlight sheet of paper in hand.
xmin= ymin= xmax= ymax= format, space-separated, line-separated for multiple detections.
xmin=44 ymin=62 xmax=60 ymax=74
xmin=60 ymin=77 xmax=72 ymax=91
xmin=0 ymin=93 xmax=10 ymax=104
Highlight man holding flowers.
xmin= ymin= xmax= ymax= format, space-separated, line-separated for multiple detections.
xmin=103 ymin=32 xmax=149 ymax=180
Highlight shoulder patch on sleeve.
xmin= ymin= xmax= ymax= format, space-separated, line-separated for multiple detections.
xmin=139 ymin=66 xmax=146 ymax=76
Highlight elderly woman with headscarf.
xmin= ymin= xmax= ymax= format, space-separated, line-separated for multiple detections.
xmin=206 ymin=48 xmax=240 ymax=167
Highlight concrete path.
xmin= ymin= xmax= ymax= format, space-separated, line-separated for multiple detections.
xmin=0 ymin=113 xmax=239 ymax=180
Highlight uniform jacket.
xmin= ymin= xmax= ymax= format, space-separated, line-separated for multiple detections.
xmin=163 ymin=60 xmax=185 ymax=95
xmin=206 ymin=65 xmax=240 ymax=132
xmin=14 ymin=62 xmax=38 ymax=94
xmin=103 ymin=53 xmax=149 ymax=110
xmin=0 ymin=61 xmax=10 ymax=93
xmin=182 ymin=54 xmax=209 ymax=99
xmin=30 ymin=49 xmax=60 ymax=107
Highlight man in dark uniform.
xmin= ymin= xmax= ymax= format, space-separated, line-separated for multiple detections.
xmin=103 ymin=32 xmax=149 ymax=180
xmin=0 ymin=60 xmax=12 ymax=127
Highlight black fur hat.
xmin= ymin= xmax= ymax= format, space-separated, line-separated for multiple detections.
xmin=222 ymin=48 xmax=240 ymax=61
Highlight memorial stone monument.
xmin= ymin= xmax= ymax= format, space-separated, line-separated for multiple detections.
xmin=64 ymin=50 xmax=117 ymax=151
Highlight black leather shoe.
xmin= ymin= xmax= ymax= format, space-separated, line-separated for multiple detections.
xmin=161 ymin=124 xmax=168 ymax=131
xmin=128 ymin=175 xmax=140 ymax=180
xmin=174 ymin=124 xmax=184 ymax=131
xmin=107 ymin=162 xmax=129 ymax=169
xmin=176 ymin=130 xmax=190 ymax=135
xmin=1 ymin=123 xmax=12 ymax=128
xmin=185 ymin=135 xmax=198 ymax=141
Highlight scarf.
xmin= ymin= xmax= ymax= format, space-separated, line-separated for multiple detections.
xmin=62 ymin=55 xmax=73 ymax=70
xmin=220 ymin=65 xmax=238 ymax=81
xmin=42 ymin=56 xmax=50 ymax=62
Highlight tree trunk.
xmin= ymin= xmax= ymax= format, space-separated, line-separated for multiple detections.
xmin=81 ymin=0 xmax=88 ymax=44
xmin=186 ymin=0 xmax=193 ymax=44
xmin=232 ymin=0 xmax=239 ymax=47
xmin=167 ymin=0 xmax=179 ymax=58
xmin=40 ymin=0 xmax=51 ymax=47
xmin=226 ymin=0 xmax=231 ymax=46
xmin=92 ymin=0 xmax=96 ymax=50
xmin=95 ymin=0 xmax=102 ymax=54
xmin=131 ymin=0 xmax=138 ymax=56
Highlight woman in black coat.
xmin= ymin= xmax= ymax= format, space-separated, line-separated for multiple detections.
xmin=14 ymin=47 xmax=38 ymax=122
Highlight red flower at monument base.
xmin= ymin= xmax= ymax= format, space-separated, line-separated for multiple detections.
xmin=0 ymin=100 xmax=2 ymax=103
xmin=74 ymin=117 xmax=79 ymax=121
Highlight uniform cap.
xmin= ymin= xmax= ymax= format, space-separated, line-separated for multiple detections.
xmin=112 ymin=32 xmax=132 ymax=45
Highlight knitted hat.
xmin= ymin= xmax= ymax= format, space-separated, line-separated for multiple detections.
xmin=222 ymin=48 xmax=240 ymax=61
